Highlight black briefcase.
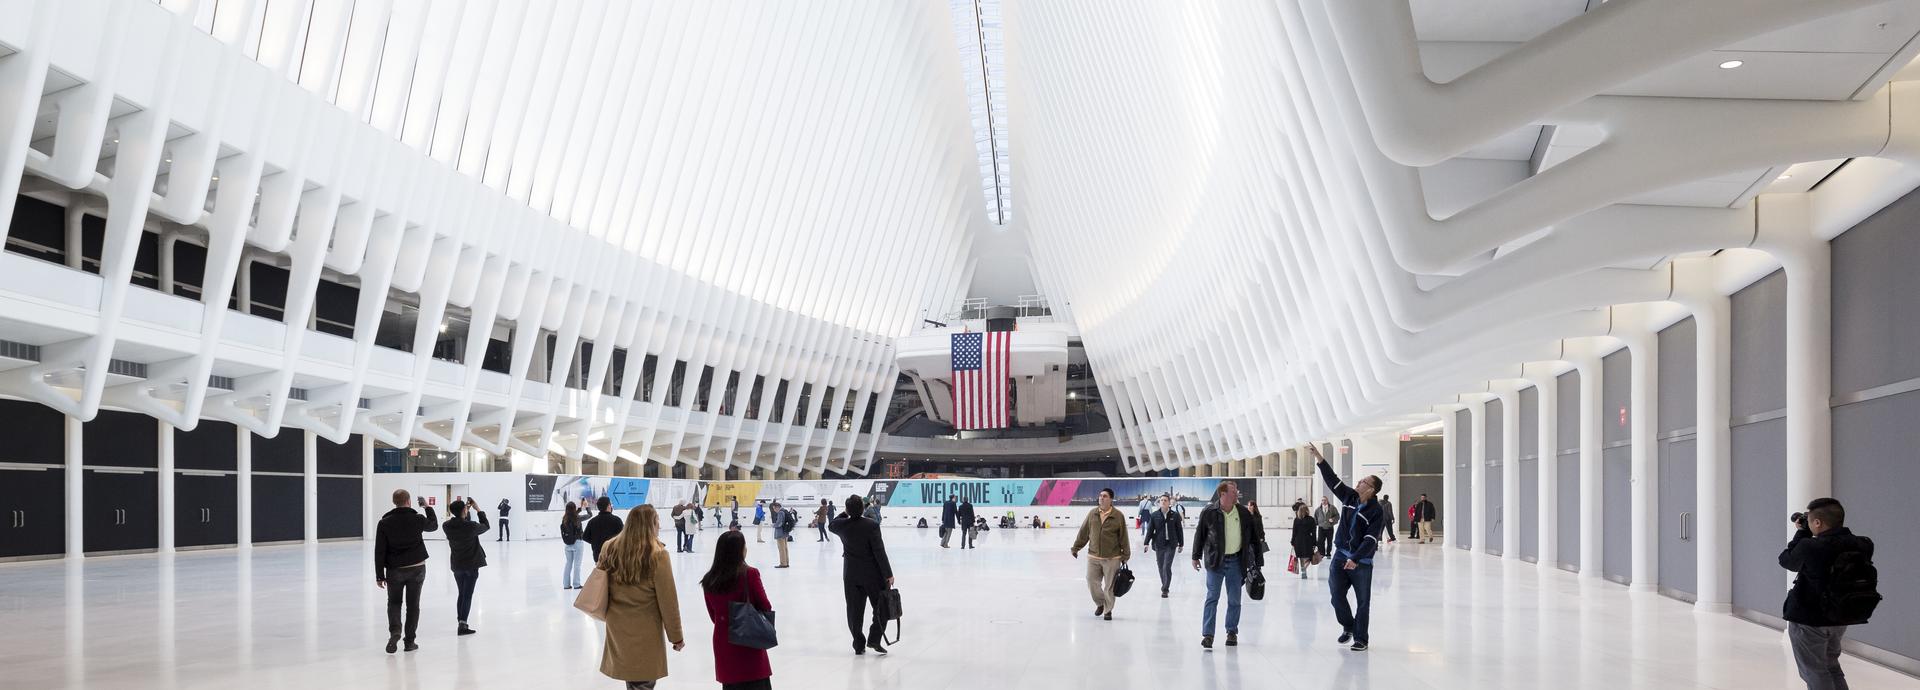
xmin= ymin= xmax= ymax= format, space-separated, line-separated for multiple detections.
xmin=879 ymin=588 xmax=903 ymax=644
xmin=1112 ymin=564 xmax=1136 ymax=597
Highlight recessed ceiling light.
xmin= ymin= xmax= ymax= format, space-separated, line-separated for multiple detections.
xmin=1778 ymin=174 xmax=1793 ymax=180
xmin=1719 ymin=60 xmax=1744 ymax=69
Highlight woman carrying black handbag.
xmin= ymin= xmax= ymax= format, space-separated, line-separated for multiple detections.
xmin=702 ymin=531 xmax=775 ymax=689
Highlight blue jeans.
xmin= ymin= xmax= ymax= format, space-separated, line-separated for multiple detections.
xmin=563 ymin=541 xmax=585 ymax=587
xmin=1202 ymin=554 xmax=1244 ymax=636
xmin=453 ymin=569 xmax=479 ymax=623
xmin=1329 ymin=558 xmax=1373 ymax=643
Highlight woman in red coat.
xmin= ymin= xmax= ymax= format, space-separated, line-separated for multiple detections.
xmin=701 ymin=531 xmax=773 ymax=689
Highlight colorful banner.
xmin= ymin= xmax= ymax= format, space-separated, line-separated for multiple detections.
xmin=1062 ymin=478 xmax=1258 ymax=509
xmin=703 ymin=481 xmax=763 ymax=508
xmin=526 ymin=475 xmax=651 ymax=512
xmin=882 ymin=479 xmax=1046 ymax=507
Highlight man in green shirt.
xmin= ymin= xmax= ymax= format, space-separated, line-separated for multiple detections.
xmin=1192 ymin=480 xmax=1265 ymax=649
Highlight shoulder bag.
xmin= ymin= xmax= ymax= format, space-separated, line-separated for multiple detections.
xmin=572 ymin=567 xmax=610 ymax=621
xmin=727 ymin=581 xmax=779 ymax=650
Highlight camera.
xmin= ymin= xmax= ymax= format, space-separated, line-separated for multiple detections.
xmin=1791 ymin=511 xmax=1807 ymax=528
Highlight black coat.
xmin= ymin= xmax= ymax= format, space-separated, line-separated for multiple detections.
xmin=1412 ymin=499 xmax=1436 ymax=522
xmin=828 ymin=513 xmax=893 ymax=587
xmin=1145 ymin=508 xmax=1184 ymax=550
xmin=1290 ymin=516 xmax=1318 ymax=558
xmin=374 ymin=506 xmax=438 ymax=581
xmin=443 ymin=511 xmax=490 ymax=570
xmin=941 ymin=500 xmax=958 ymax=529
xmin=1192 ymin=504 xmax=1264 ymax=573
xmin=958 ymin=501 xmax=975 ymax=527
xmin=583 ymin=510 xmax=625 ymax=561
xmin=1780 ymin=526 xmax=1876 ymax=626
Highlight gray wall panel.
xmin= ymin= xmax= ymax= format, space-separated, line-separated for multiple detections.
xmin=1520 ymin=457 xmax=1539 ymax=560
xmin=1832 ymin=390 xmax=1920 ymax=662
xmin=1486 ymin=463 xmax=1504 ymax=555
xmin=1455 ymin=409 xmax=1471 ymax=549
xmin=1658 ymin=317 xmax=1697 ymax=434
xmin=1730 ymin=417 xmax=1787 ymax=616
xmin=1520 ymin=386 xmax=1539 ymax=458
xmin=1659 ymin=438 xmax=1698 ymax=598
xmin=1604 ymin=445 xmax=1632 ymax=583
xmin=1557 ymin=450 xmax=1580 ymax=568
xmin=1486 ymin=399 xmax=1504 ymax=459
xmin=1730 ymin=270 xmax=1788 ymax=418
xmin=1832 ymin=185 xmax=1920 ymax=396
xmin=1604 ymin=349 xmax=1631 ymax=444
xmin=1557 ymin=371 xmax=1580 ymax=453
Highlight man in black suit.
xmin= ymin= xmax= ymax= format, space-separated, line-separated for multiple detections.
xmin=374 ymin=489 xmax=438 ymax=654
xmin=958 ymin=497 xmax=977 ymax=549
xmin=829 ymin=495 xmax=896 ymax=656
xmin=581 ymin=496 xmax=624 ymax=562
xmin=940 ymin=496 xmax=958 ymax=548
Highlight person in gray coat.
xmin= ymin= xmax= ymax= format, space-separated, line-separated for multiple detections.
xmin=1315 ymin=497 xmax=1339 ymax=557
xmin=1379 ymin=494 xmax=1397 ymax=543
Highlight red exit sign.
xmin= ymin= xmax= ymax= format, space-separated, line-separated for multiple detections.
xmin=1618 ymin=406 xmax=1629 ymax=427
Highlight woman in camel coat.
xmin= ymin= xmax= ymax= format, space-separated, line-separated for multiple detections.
xmin=598 ymin=505 xmax=685 ymax=689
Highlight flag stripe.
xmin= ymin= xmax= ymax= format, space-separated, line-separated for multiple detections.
xmin=950 ymin=331 xmax=1011 ymax=431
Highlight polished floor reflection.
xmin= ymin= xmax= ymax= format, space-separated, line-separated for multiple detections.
xmin=1 ymin=526 xmax=1915 ymax=689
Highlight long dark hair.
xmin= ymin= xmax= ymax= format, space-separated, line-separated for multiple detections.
xmin=701 ymin=531 xmax=749 ymax=593
xmin=561 ymin=501 xmax=580 ymax=531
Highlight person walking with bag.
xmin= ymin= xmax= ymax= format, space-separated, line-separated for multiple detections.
xmin=441 ymin=497 xmax=490 ymax=636
xmin=1143 ymin=495 xmax=1184 ymax=597
xmin=1070 ymin=487 xmax=1131 ymax=621
xmin=702 ymin=531 xmax=775 ymax=690
xmin=958 ymin=497 xmax=977 ymax=549
xmin=561 ymin=501 xmax=586 ymax=589
xmin=597 ymin=505 xmax=685 ymax=689
xmin=1314 ymin=497 xmax=1338 ymax=562
xmin=1291 ymin=503 xmax=1319 ymax=580
xmin=816 ymin=499 xmax=834 ymax=541
xmin=940 ymin=496 xmax=958 ymax=548
xmin=829 ymin=495 xmax=895 ymax=655
xmin=754 ymin=500 xmax=767 ymax=543
xmin=1192 ymin=481 xmax=1263 ymax=649
xmin=1308 ymin=444 xmax=1386 ymax=652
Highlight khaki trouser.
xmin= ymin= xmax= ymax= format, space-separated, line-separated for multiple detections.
xmin=776 ymin=534 xmax=790 ymax=566
xmin=1417 ymin=520 xmax=1435 ymax=541
xmin=1086 ymin=556 xmax=1121 ymax=611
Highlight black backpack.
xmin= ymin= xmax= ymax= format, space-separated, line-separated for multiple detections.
xmin=781 ymin=509 xmax=798 ymax=533
xmin=1823 ymin=546 xmax=1881 ymax=625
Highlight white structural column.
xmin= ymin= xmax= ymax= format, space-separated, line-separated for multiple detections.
xmin=1470 ymin=398 xmax=1487 ymax=554
xmin=303 ymin=431 xmax=318 ymax=544
xmin=1440 ymin=411 xmax=1456 ymax=547
xmin=1784 ymin=245 xmax=1833 ymax=510
xmin=1499 ymin=387 xmax=1521 ymax=559
xmin=159 ymin=420 xmax=175 ymax=553
xmin=1531 ymin=367 xmax=1559 ymax=566
xmin=1628 ymin=334 xmax=1660 ymax=592
xmin=1693 ymin=294 xmax=1733 ymax=612
xmin=236 ymin=425 xmax=251 ymax=549
xmin=64 ymin=415 xmax=82 ymax=557
xmin=1577 ymin=355 xmax=1605 ymax=580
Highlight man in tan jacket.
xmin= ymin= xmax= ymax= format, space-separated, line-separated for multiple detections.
xmin=1071 ymin=487 xmax=1132 ymax=620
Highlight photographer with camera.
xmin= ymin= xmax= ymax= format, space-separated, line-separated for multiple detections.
xmin=1779 ymin=498 xmax=1880 ymax=690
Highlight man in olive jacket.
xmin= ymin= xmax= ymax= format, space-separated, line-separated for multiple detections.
xmin=1071 ymin=487 xmax=1131 ymax=620
xmin=1191 ymin=481 xmax=1264 ymax=649
xmin=374 ymin=489 xmax=438 ymax=653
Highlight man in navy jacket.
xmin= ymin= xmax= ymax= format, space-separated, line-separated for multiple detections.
xmin=1308 ymin=444 xmax=1385 ymax=651
xmin=940 ymin=496 xmax=959 ymax=548
xmin=1143 ymin=494 xmax=1185 ymax=597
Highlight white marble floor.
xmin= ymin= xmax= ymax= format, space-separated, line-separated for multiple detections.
xmin=0 ymin=526 xmax=1914 ymax=690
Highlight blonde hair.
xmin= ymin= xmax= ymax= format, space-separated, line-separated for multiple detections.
xmin=599 ymin=505 xmax=664 ymax=586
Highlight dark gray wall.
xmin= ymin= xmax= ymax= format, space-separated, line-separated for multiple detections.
xmin=1485 ymin=399 xmax=1504 ymax=555
xmin=1556 ymin=371 xmax=1581 ymax=569
xmin=1657 ymin=318 xmax=1699 ymax=599
xmin=1603 ymin=348 xmax=1632 ymax=584
xmin=1658 ymin=317 xmax=1697 ymax=434
xmin=1729 ymin=269 xmax=1789 ymax=617
xmin=1519 ymin=386 xmax=1540 ymax=560
xmin=1830 ymin=187 xmax=1920 ymax=663
xmin=1455 ymin=409 xmax=1471 ymax=550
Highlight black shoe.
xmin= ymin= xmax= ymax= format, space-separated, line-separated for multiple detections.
xmin=457 ymin=624 xmax=476 ymax=636
xmin=1094 ymin=605 xmax=1104 ymax=617
xmin=1338 ymin=631 xmax=1353 ymax=644
xmin=868 ymin=642 xmax=889 ymax=655
xmin=1201 ymin=635 xmax=1213 ymax=649
xmin=854 ymin=645 xmax=865 ymax=656
xmin=1160 ymin=590 xmax=1169 ymax=598
xmin=403 ymin=641 xmax=419 ymax=652
xmin=775 ymin=564 xmax=789 ymax=568
xmin=386 ymin=637 xmax=399 ymax=654
xmin=1350 ymin=642 xmax=1368 ymax=652
xmin=1226 ymin=633 xmax=1238 ymax=647
xmin=1103 ymin=612 xmax=1112 ymax=621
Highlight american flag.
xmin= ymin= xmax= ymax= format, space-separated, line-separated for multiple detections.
xmin=951 ymin=331 xmax=1010 ymax=429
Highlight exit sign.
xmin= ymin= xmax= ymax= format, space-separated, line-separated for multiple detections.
xmin=1618 ymin=406 xmax=1629 ymax=427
